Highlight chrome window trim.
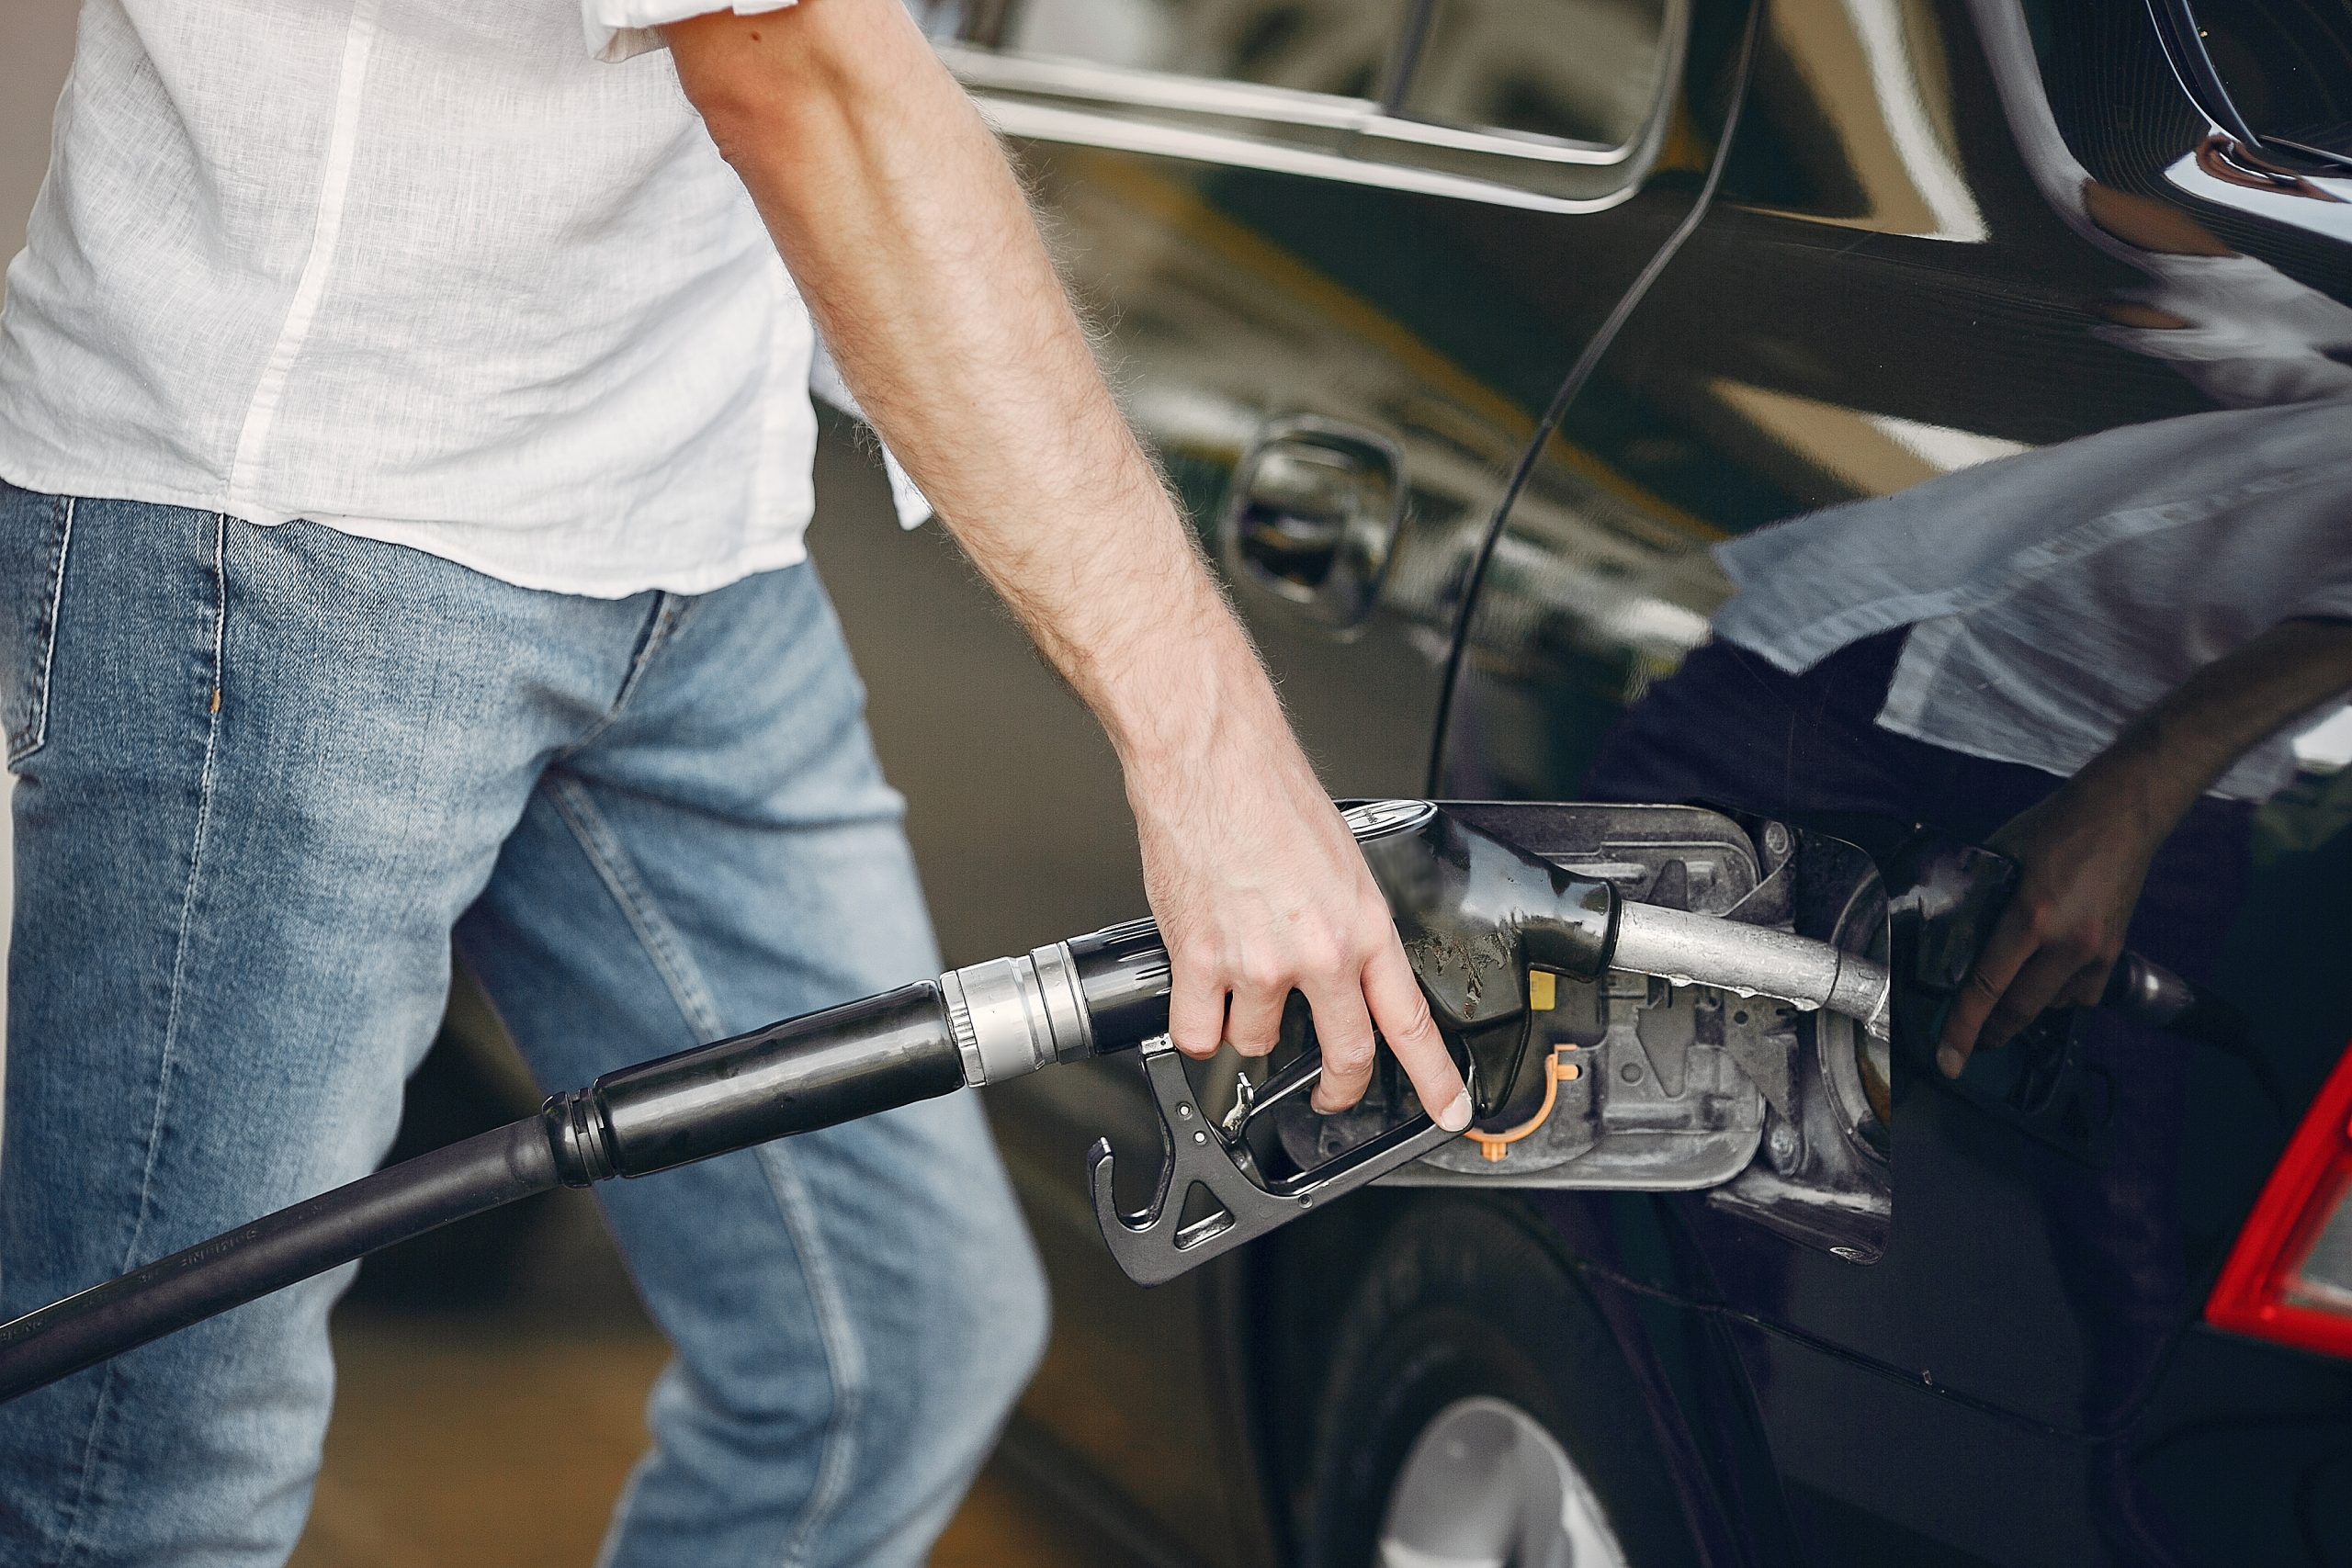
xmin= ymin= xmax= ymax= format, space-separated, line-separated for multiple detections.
xmin=967 ymin=95 xmax=1634 ymax=214
xmin=1355 ymin=111 xmax=1630 ymax=167
xmin=939 ymin=0 xmax=1690 ymax=203
xmin=942 ymin=44 xmax=1374 ymax=133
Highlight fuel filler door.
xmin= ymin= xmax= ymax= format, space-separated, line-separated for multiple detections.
xmin=1273 ymin=802 xmax=1894 ymax=1264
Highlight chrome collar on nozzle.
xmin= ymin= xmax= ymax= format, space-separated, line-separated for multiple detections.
xmin=942 ymin=915 xmax=1174 ymax=1088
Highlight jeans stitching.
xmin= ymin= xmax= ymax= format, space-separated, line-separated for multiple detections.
xmin=543 ymin=773 xmax=726 ymax=1041
xmin=557 ymin=592 xmax=686 ymax=762
xmin=56 ymin=513 xmax=229 ymax=1568
xmin=755 ymin=1141 xmax=868 ymax=1568
xmin=542 ymin=773 xmax=865 ymax=1566
xmin=7 ymin=493 xmax=74 ymax=764
xmin=663 ymin=590 xmax=706 ymax=643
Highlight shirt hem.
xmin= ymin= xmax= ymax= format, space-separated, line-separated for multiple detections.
xmin=0 ymin=458 xmax=811 ymax=600
xmin=1869 ymin=705 xmax=2289 ymax=803
xmin=315 ymin=513 xmax=813 ymax=598
xmin=1713 ymin=620 xmax=2292 ymax=803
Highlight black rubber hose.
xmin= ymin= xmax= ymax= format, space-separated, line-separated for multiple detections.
xmin=0 ymin=1116 xmax=557 ymax=1404
xmin=0 ymin=983 xmax=973 ymax=1405
xmin=592 ymin=981 xmax=964 ymax=1177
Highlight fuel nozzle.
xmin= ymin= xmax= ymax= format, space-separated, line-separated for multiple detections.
xmin=1349 ymin=798 xmax=1621 ymax=1117
xmin=943 ymin=799 xmax=1623 ymax=1097
xmin=1069 ymin=800 xmax=1634 ymax=1284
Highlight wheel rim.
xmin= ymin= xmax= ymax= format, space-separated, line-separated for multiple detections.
xmin=1376 ymin=1396 xmax=1632 ymax=1568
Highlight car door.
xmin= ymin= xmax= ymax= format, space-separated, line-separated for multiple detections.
xmin=1435 ymin=1 xmax=2352 ymax=1561
xmin=809 ymin=2 xmax=1754 ymax=1562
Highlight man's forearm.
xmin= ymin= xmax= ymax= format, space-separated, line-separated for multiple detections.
xmin=1940 ymin=614 xmax=2352 ymax=1067
xmin=2079 ymin=615 xmax=2352 ymax=830
xmin=663 ymin=0 xmax=1472 ymax=1129
xmin=664 ymin=0 xmax=1272 ymax=771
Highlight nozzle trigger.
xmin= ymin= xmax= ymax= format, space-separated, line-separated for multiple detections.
xmin=1089 ymin=1036 xmax=1467 ymax=1287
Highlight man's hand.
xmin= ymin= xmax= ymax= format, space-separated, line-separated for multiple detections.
xmin=1935 ymin=777 xmax=2159 ymax=1077
xmin=1936 ymin=615 xmax=2352 ymax=1077
xmin=663 ymin=0 xmax=1468 ymax=1126
xmin=1135 ymin=694 xmax=1470 ymax=1128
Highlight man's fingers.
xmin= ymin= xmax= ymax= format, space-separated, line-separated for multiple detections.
xmin=1302 ymin=978 xmax=1378 ymax=1113
xmin=1977 ymin=949 xmax=2086 ymax=1054
xmin=1937 ymin=910 xmax=2041 ymax=1077
xmin=1362 ymin=942 xmax=1470 ymax=1132
xmin=1223 ymin=977 xmax=1287 ymax=1059
xmin=2064 ymin=954 xmax=2120 ymax=1010
xmin=1165 ymin=959 xmax=1227 ymax=1061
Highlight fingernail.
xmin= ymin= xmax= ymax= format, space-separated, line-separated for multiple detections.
xmin=1936 ymin=1045 xmax=1964 ymax=1079
xmin=1436 ymin=1086 xmax=1472 ymax=1132
xmin=1310 ymin=1091 xmax=1341 ymax=1115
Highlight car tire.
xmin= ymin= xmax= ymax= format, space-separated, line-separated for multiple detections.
xmin=1297 ymin=1198 xmax=1702 ymax=1568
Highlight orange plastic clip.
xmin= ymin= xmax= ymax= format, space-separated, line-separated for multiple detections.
xmin=1465 ymin=1044 xmax=1581 ymax=1163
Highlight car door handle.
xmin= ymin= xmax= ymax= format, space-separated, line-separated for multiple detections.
xmin=1218 ymin=419 xmax=1405 ymax=632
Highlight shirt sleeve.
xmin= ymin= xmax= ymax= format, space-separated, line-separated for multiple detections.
xmin=582 ymin=0 xmax=799 ymax=64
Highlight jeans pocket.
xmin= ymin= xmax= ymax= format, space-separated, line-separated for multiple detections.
xmin=2 ymin=486 xmax=74 ymax=768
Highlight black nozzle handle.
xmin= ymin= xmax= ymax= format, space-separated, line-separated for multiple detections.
xmin=2101 ymin=951 xmax=2247 ymax=1051
xmin=1517 ymin=876 xmax=1621 ymax=982
xmin=1889 ymin=831 xmax=2249 ymax=1054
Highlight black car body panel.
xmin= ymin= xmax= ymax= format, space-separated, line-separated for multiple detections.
xmin=813 ymin=2 xmax=2352 ymax=1562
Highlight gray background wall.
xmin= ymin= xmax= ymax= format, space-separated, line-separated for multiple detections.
xmin=0 ymin=0 xmax=79 ymax=1055
xmin=2 ymin=3 xmax=74 ymax=261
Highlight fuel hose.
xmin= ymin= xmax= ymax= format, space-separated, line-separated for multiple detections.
xmin=0 ymin=923 xmax=1172 ymax=1405
xmin=0 ymin=1120 xmax=560 ymax=1407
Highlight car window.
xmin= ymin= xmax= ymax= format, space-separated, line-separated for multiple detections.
xmin=937 ymin=0 xmax=1685 ymax=209
xmin=1396 ymin=0 xmax=1675 ymax=150
xmin=963 ymin=0 xmax=1412 ymax=104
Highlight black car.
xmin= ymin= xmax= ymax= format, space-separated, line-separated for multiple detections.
xmin=797 ymin=1 xmax=2352 ymax=1563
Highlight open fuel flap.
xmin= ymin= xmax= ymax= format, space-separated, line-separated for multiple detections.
xmin=1261 ymin=803 xmax=1894 ymax=1264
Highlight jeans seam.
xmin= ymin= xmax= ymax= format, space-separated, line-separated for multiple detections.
xmin=542 ymin=773 xmax=865 ymax=1566
xmin=557 ymin=592 xmax=686 ymax=762
xmin=542 ymin=773 xmax=727 ymax=1040
xmin=56 ymin=513 xmax=229 ymax=1568
xmin=755 ymin=1141 xmax=868 ymax=1568
xmin=7 ymin=494 xmax=74 ymax=765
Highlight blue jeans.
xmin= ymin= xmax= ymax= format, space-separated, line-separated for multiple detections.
xmin=0 ymin=486 xmax=1047 ymax=1567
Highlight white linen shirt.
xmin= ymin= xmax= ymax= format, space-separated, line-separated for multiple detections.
xmin=1712 ymin=400 xmax=2352 ymax=801
xmin=0 ymin=0 xmax=851 ymax=599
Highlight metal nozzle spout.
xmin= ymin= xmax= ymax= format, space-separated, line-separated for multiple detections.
xmin=1609 ymin=900 xmax=1890 ymax=1037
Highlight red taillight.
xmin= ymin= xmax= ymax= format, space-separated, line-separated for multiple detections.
xmin=2205 ymin=1043 xmax=2352 ymax=1360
